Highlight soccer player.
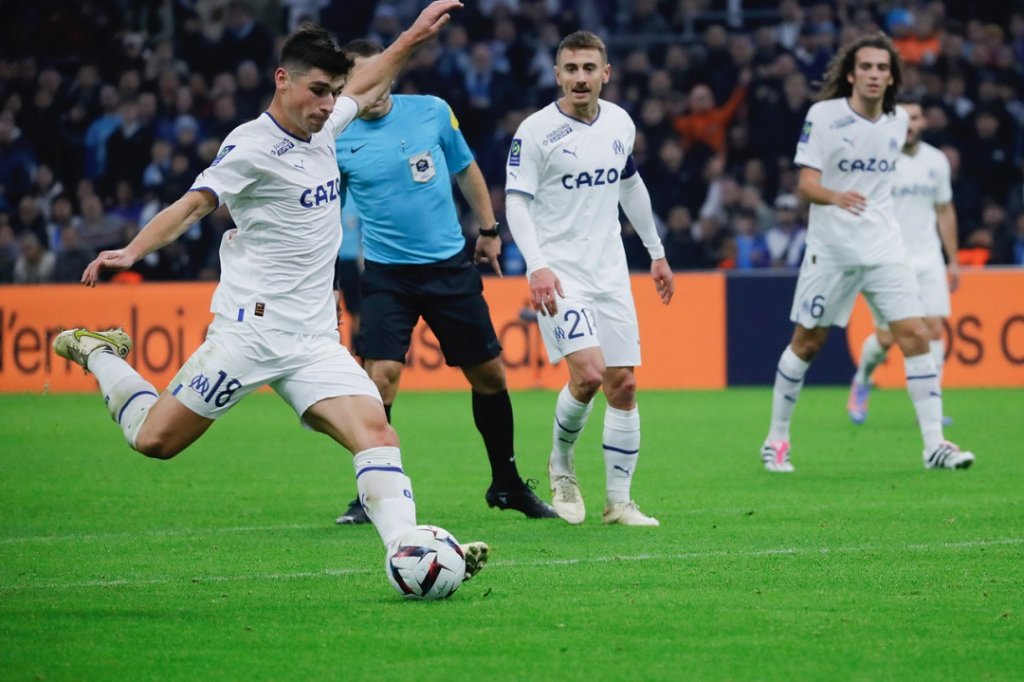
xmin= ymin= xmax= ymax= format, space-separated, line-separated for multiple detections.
xmin=332 ymin=40 xmax=556 ymax=525
xmin=847 ymin=96 xmax=960 ymax=424
xmin=52 ymin=2 xmax=489 ymax=581
xmin=504 ymin=31 xmax=675 ymax=526
xmin=760 ymin=33 xmax=974 ymax=472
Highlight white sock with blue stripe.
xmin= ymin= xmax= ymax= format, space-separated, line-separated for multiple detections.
xmin=551 ymin=385 xmax=593 ymax=477
xmin=904 ymin=353 xmax=944 ymax=453
xmin=603 ymin=406 xmax=640 ymax=505
xmin=768 ymin=345 xmax=809 ymax=442
xmin=87 ymin=350 xmax=158 ymax=449
xmin=353 ymin=446 xmax=416 ymax=546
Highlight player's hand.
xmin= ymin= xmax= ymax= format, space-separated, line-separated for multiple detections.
xmin=407 ymin=0 xmax=462 ymax=44
xmin=81 ymin=249 xmax=136 ymax=287
xmin=947 ymin=262 xmax=961 ymax=293
xmin=833 ymin=190 xmax=867 ymax=215
xmin=529 ymin=268 xmax=564 ymax=317
xmin=651 ymin=258 xmax=674 ymax=304
xmin=474 ymin=235 xmax=502 ymax=277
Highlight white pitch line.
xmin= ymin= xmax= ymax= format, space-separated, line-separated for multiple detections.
xmin=0 ymin=523 xmax=327 ymax=545
xmin=2 ymin=537 xmax=1020 ymax=593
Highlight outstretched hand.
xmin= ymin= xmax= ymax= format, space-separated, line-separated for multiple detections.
xmin=407 ymin=1 xmax=463 ymax=45
xmin=82 ymin=249 xmax=135 ymax=287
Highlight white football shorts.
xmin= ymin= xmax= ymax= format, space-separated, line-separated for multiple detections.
xmin=790 ymin=260 xmax=924 ymax=329
xmin=169 ymin=316 xmax=380 ymax=422
xmin=868 ymin=258 xmax=951 ymax=329
xmin=537 ymin=288 xmax=641 ymax=367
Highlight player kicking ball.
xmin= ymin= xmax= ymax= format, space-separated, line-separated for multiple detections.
xmin=53 ymin=2 xmax=489 ymax=588
xmin=760 ymin=33 xmax=974 ymax=472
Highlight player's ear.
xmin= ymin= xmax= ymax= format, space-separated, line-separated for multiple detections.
xmin=602 ymin=63 xmax=611 ymax=84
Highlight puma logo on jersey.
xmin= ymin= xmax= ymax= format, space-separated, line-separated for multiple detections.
xmin=560 ymin=167 xmax=620 ymax=189
xmin=299 ymin=177 xmax=341 ymax=208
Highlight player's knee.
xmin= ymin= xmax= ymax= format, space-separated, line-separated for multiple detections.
xmin=876 ymin=329 xmax=895 ymax=349
xmin=465 ymin=357 xmax=507 ymax=393
xmin=896 ymin=323 xmax=930 ymax=356
xmin=132 ymin=432 xmax=182 ymax=460
xmin=573 ymin=369 xmax=603 ymax=397
xmin=606 ymin=377 xmax=636 ymax=408
xmin=791 ymin=337 xmax=822 ymax=361
xmin=361 ymin=422 xmax=399 ymax=449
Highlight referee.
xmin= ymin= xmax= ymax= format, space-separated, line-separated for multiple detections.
xmin=334 ymin=40 xmax=556 ymax=523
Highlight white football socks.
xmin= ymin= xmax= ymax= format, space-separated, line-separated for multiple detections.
xmin=768 ymin=346 xmax=810 ymax=442
xmin=855 ymin=333 xmax=888 ymax=385
xmin=87 ymin=350 xmax=158 ymax=449
xmin=550 ymin=384 xmax=593 ymax=477
xmin=904 ymin=353 xmax=944 ymax=454
xmin=353 ymin=447 xmax=416 ymax=546
xmin=929 ymin=339 xmax=945 ymax=385
xmin=602 ymin=406 xmax=640 ymax=505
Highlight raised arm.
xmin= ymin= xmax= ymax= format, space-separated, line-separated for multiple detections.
xmin=341 ymin=1 xmax=462 ymax=114
xmin=82 ymin=190 xmax=217 ymax=286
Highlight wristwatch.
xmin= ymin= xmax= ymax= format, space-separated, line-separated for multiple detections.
xmin=479 ymin=222 xmax=501 ymax=238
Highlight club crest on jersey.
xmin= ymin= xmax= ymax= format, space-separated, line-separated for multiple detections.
xmin=272 ymin=138 xmax=295 ymax=156
xmin=210 ymin=145 xmax=236 ymax=167
xmin=543 ymin=123 xmax=572 ymax=146
xmin=889 ymin=138 xmax=900 ymax=152
xmin=612 ymin=139 xmax=625 ymax=155
xmin=799 ymin=120 xmax=812 ymax=142
xmin=509 ymin=138 xmax=522 ymax=167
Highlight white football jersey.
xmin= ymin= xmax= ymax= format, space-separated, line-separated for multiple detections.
xmin=892 ymin=141 xmax=952 ymax=269
xmin=506 ymin=99 xmax=635 ymax=294
xmin=190 ymin=97 xmax=358 ymax=335
xmin=795 ymin=98 xmax=909 ymax=267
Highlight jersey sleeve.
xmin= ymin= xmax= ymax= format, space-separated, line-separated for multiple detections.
xmin=436 ymin=98 xmax=475 ymax=174
xmin=190 ymin=134 xmax=256 ymax=206
xmin=505 ymin=124 xmax=541 ymax=198
xmin=327 ymin=96 xmax=359 ymax=139
xmin=794 ymin=104 xmax=824 ymax=170
xmin=934 ymin=150 xmax=953 ymax=205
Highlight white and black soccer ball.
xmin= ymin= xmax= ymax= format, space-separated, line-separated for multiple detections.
xmin=385 ymin=525 xmax=466 ymax=600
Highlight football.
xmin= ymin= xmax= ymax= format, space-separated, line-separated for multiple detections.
xmin=385 ymin=525 xmax=466 ymax=600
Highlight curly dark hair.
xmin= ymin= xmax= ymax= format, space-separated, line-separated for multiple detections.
xmin=817 ymin=32 xmax=903 ymax=114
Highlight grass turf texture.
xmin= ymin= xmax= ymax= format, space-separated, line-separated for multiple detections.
xmin=1 ymin=388 xmax=1021 ymax=681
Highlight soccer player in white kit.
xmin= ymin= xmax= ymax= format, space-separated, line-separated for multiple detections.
xmin=52 ymin=1 xmax=490 ymax=583
xmin=760 ymin=33 xmax=974 ymax=472
xmin=505 ymin=31 xmax=675 ymax=526
xmin=847 ymin=96 xmax=960 ymax=425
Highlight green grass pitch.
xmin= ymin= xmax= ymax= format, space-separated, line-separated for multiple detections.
xmin=1 ymin=387 xmax=1022 ymax=680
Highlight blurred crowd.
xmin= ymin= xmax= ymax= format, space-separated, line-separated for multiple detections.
xmin=2 ymin=0 xmax=1024 ymax=284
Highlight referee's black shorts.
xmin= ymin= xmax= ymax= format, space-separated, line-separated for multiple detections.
xmin=357 ymin=251 xmax=502 ymax=367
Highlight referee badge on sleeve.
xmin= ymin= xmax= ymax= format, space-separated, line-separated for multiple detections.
xmin=408 ymin=151 xmax=436 ymax=183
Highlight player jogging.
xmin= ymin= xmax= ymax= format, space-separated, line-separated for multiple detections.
xmin=760 ymin=32 xmax=974 ymax=472
xmin=51 ymin=2 xmax=490 ymax=583
xmin=847 ymin=95 xmax=960 ymax=425
xmin=505 ymin=31 xmax=675 ymax=526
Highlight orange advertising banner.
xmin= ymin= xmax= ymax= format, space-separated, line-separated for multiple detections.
xmin=0 ymin=274 xmax=726 ymax=394
xmin=845 ymin=269 xmax=1024 ymax=387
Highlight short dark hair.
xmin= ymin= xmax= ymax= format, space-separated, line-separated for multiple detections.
xmin=279 ymin=23 xmax=350 ymax=77
xmin=557 ymin=31 xmax=607 ymax=63
xmin=817 ymin=32 xmax=903 ymax=114
xmin=343 ymin=39 xmax=384 ymax=59
xmin=895 ymin=92 xmax=922 ymax=107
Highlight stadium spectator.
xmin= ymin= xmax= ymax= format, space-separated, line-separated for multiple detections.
xmin=52 ymin=225 xmax=96 ymax=283
xmin=673 ymin=72 xmax=750 ymax=154
xmin=765 ymin=192 xmax=806 ymax=268
xmin=13 ymin=231 xmax=55 ymax=283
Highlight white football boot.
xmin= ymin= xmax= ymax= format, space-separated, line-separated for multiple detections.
xmin=53 ymin=328 xmax=132 ymax=370
xmin=602 ymin=501 xmax=659 ymax=527
xmin=924 ymin=441 xmax=975 ymax=470
xmin=460 ymin=541 xmax=489 ymax=581
xmin=761 ymin=439 xmax=794 ymax=473
xmin=549 ymin=469 xmax=586 ymax=525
